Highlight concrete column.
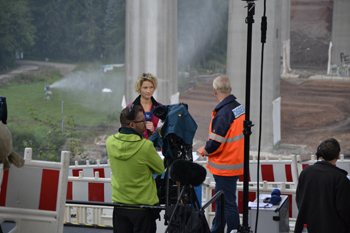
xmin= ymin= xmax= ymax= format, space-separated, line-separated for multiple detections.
xmin=227 ymin=0 xmax=282 ymax=151
xmin=281 ymin=0 xmax=291 ymax=74
xmin=125 ymin=0 xmax=178 ymax=105
xmin=330 ymin=0 xmax=350 ymax=77
xmin=281 ymin=0 xmax=290 ymax=43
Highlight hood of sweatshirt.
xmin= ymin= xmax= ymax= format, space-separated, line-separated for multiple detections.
xmin=108 ymin=127 xmax=146 ymax=161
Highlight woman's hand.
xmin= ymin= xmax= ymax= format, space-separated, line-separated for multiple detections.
xmin=145 ymin=121 xmax=155 ymax=133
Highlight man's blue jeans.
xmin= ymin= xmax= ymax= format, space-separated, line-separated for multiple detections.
xmin=211 ymin=175 xmax=240 ymax=233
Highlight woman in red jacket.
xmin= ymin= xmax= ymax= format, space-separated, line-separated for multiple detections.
xmin=127 ymin=73 xmax=162 ymax=139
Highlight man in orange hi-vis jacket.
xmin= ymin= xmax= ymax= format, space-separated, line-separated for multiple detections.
xmin=197 ymin=75 xmax=245 ymax=233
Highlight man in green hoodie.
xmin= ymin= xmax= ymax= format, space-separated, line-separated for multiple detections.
xmin=106 ymin=104 xmax=165 ymax=233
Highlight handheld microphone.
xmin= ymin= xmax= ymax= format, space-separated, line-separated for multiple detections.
xmin=170 ymin=159 xmax=207 ymax=187
xmin=145 ymin=111 xmax=153 ymax=121
xmin=270 ymin=189 xmax=281 ymax=205
xmin=145 ymin=111 xmax=153 ymax=137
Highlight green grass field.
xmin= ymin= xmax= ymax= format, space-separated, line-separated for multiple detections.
xmin=1 ymin=67 xmax=125 ymax=159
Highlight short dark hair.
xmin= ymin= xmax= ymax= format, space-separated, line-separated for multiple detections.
xmin=120 ymin=105 xmax=143 ymax=127
xmin=316 ymin=138 xmax=341 ymax=161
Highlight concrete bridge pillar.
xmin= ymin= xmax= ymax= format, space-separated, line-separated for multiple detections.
xmin=281 ymin=0 xmax=291 ymax=74
xmin=329 ymin=0 xmax=350 ymax=77
xmin=227 ymin=0 xmax=282 ymax=151
xmin=125 ymin=0 xmax=178 ymax=105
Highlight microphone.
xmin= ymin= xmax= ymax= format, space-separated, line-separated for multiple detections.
xmin=170 ymin=159 xmax=207 ymax=187
xmin=145 ymin=111 xmax=153 ymax=121
xmin=144 ymin=111 xmax=153 ymax=137
xmin=270 ymin=189 xmax=281 ymax=205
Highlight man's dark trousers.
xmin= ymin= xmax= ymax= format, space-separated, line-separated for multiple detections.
xmin=113 ymin=207 xmax=157 ymax=233
xmin=211 ymin=175 xmax=240 ymax=233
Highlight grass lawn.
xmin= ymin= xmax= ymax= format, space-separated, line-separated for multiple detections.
xmin=1 ymin=67 xmax=125 ymax=159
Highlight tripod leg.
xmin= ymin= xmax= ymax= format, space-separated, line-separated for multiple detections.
xmin=189 ymin=186 xmax=201 ymax=208
xmin=164 ymin=186 xmax=186 ymax=233
xmin=165 ymin=164 xmax=170 ymax=207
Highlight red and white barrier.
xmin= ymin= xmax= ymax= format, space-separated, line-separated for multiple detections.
xmin=296 ymin=154 xmax=317 ymax=176
xmin=336 ymin=154 xmax=350 ymax=173
xmin=0 ymin=148 xmax=70 ymax=233
xmin=237 ymin=155 xmax=299 ymax=188
xmin=65 ymin=153 xmax=350 ymax=230
xmin=65 ymin=161 xmax=114 ymax=224
xmin=297 ymin=154 xmax=349 ymax=176
xmin=0 ymin=163 xmax=3 ymax=187
xmin=65 ymin=157 xmax=204 ymax=225
xmin=66 ymin=152 xmax=197 ymax=204
xmin=67 ymin=160 xmax=112 ymax=203
xmin=201 ymin=154 xmax=300 ymax=227
xmin=237 ymin=155 xmax=299 ymax=218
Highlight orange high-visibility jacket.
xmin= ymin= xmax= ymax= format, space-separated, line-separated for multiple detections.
xmin=201 ymin=95 xmax=245 ymax=176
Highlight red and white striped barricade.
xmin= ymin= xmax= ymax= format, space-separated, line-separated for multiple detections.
xmin=0 ymin=148 xmax=70 ymax=233
xmin=296 ymin=154 xmax=317 ymax=176
xmin=297 ymin=154 xmax=349 ymax=178
xmin=66 ymin=160 xmax=113 ymax=225
xmin=236 ymin=155 xmax=299 ymax=218
xmin=336 ymin=154 xmax=350 ymax=174
xmin=66 ymin=154 xmax=203 ymax=226
xmin=66 ymin=152 xmax=198 ymax=204
xmin=67 ymin=160 xmax=112 ymax=203
xmin=201 ymin=154 xmax=299 ymax=228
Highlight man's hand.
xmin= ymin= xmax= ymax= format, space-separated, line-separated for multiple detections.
xmin=196 ymin=146 xmax=205 ymax=156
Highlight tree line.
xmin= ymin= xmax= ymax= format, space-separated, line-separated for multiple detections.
xmin=0 ymin=0 xmax=229 ymax=70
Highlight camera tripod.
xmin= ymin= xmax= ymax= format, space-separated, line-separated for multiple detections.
xmin=164 ymin=181 xmax=210 ymax=233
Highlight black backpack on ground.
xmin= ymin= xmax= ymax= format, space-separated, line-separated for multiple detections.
xmin=165 ymin=204 xmax=211 ymax=233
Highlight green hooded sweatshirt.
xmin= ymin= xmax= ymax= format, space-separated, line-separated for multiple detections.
xmin=106 ymin=127 xmax=164 ymax=206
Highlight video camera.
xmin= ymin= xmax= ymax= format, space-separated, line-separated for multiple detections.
xmin=149 ymin=103 xmax=206 ymax=205
xmin=150 ymin=103 xmax=210 ymax=232
xmin=150 ymin=103 xmax=197 ymax=163
xmin=0 ymin=96 xmax=7 ymax=124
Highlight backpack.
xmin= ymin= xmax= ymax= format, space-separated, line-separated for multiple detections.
xmin=165 ymin=204 xmax=210 ymax=233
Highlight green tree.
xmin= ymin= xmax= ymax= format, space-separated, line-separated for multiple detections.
xmin=59 ymin=0 xmax=86 ymax=61
xmin=75 ymin=0 xmax=106 ymax=61
xmin=27 ymin=0 xmax=108 ymax=62
xmin=103 ymin=0 xmax=126 ymax=63
xmin=7 ymin=0 xmax=228 ymax=68
xmin=0 ymin=0 xmax=36 ymax=68
xmin=25 ymin=0 xmax=54 ymax=59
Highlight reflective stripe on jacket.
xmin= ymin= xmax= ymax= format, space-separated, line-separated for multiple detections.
xmin=201 ymin=95 xmax=245 ymax=176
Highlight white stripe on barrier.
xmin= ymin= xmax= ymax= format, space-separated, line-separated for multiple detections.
xmin=0 ymin=164 xmax=3 ymax=187
xmin=5 ymin=166 xmax=43 ymax=209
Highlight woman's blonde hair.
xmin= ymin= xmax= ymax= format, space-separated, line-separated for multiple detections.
xmin=134 ymin=73 xmax=158 ymax=93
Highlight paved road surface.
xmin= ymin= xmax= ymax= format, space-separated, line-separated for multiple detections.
xmin=0 ymin=222 xmax=113 ymax=233
xmin=0 ymin=60 xmax=76 ymax=82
